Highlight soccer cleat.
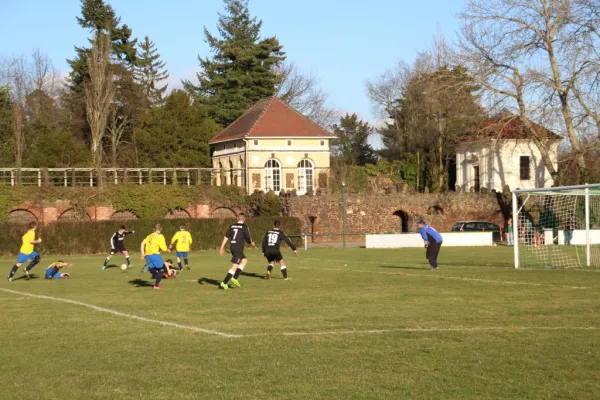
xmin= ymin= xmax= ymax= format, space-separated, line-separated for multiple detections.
xmin=219 ymin=282 xmax=229 ymax=290
xmin=186 ymin=265 xmax=190 ymax=271
xmin=23 ymin=270 xmax=30 ymax=279
xmin=153 ymin=285 xmax=163 ymax=290
xmin=140 ymin=265 xmax=148 ymax=275
xmin=7 ymin=277 xmax=12 ymax=282
xmin=229 ymin=278 xmax=241 ymax=288
xmin=128 ymin=264 xmax=134 ymax=269
xmin=101 ymin=265 xmax=106 ymax=271
xmin=431 ymin=267 xmax=439 ymax=271
xmin=266 ymin=271 xmax=271 ymax=280
xmin=284 ymin=277 xmax=292 ymax=281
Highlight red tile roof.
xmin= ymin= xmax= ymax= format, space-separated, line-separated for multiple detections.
xmin=209 ymin=97 xmax=333 ymax=144
xmin=460 ymin=116 xmax=562 ymax=143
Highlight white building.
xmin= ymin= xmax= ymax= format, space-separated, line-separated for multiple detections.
xmin=456 ymin=117 xmax=562 ymax=192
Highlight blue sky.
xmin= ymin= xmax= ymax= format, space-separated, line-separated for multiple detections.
xmin=0 ymin=0 xmax=464 ymax=144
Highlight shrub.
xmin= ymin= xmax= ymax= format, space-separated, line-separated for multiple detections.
xmin=0 ymin=217 xmax=302 ymax=256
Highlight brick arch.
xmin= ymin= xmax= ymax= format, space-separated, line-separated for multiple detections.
xmin=211 ymin=207 xmax=237 ymax=219
xmin=58 ymin=208 xmax=91 ymax=222
xmin=166 ymin=208 xmax=191 ymax=219
xmin=110 ymin=210 xmax=138 ymax=221
xmin=8 ymin=209 xmax=38 ymax=225
xmin=392 ymin=210 xmax=409 ymax=233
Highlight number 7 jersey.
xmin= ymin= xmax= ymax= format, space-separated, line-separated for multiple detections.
xmin=225 ymin=223 xmax=253 ymax=253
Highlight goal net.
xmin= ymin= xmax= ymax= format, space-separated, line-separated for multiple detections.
xmin=512 ymin=184 xmax=600 ymax=269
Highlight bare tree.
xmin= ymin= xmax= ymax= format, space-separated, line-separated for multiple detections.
xmin=107 ymin=103 xmax=128 ymax=168
xmin=455 ymin=1 xmax=568 ymax=185
xmin=275 ymin=62 xmax=336 ymax=129
xmin=84 ymin=31 xmax=115 ymax=187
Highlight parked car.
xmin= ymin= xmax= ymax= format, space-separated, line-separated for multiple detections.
xmin=451 ymin=221 xmax=502 ymax=241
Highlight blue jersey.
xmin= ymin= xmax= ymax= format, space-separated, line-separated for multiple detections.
xmin=420 ymin=225 xmax=443 ymax=244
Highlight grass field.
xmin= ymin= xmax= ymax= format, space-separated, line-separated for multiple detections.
xmin=1 ymin=246 xmax=599 ymax=400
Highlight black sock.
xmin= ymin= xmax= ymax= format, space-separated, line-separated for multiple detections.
xmin=126 ymin=257 xmax=131 ymax=266
xmin=233 ymin=268 xmax=243 ymax=279
xmin=281 ymin=266 xmax=288 ymax=279
xmin=178 ymin=261 xmax=183 ymax=270
xmin=267 ymin=265 xmax=273 ymax=273
xmin=154 ymin=270 xmax=163 ymax=286
xmin=8 ymin=265 xmax=18 ymax=278
xmin=184 ymin=258 xmax=189 ymax=266
xmin=223 ymin=272 xmax=233 ymax=284
xmin=25 ymin=260 xmax=39 ymax=272
xmin=103 ymin=258 xmax=110 ymax=266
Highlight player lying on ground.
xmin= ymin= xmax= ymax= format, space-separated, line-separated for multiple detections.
xmin=219 ymin=213 xmax=255 ymax=290
xmin=418 ymin=219 xmax=443 ymax=270
xmin=45 ymin=261 xmax=73 ymax=280
xmin=147 ymin=259 xmax=176 ymax=281
xmin=169 ymin=224 xmax=192 ymax=271
xmin=262 ymin=220 xmax=297 ymax=280
xmin=102 ymin=225 xmax=135 ymax=270
xmin=7 ymin=221 xmax=42 ymax=282
xmin=141 ymin=224 xmax=168 ymax=290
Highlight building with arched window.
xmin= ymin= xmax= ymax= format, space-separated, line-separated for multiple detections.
xmin=210 ymin=97 xmax=332 ymax=194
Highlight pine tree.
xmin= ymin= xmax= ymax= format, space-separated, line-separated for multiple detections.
xmin=67 ymin=0 xmax=137 ymax=92
xmin=332 ymin=114 xmax=377 ymax=166
xmin=134 ymin=36 xmax=169 ymax=107
xmin=184 ymin=0 xmax=286 ymax=126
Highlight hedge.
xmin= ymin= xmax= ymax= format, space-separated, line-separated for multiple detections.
xmin=0 ymin=217 xmax=302 ymax=256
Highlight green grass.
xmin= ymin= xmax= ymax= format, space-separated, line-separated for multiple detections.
xmin=1 ymin=247 xmax=599 ymax=400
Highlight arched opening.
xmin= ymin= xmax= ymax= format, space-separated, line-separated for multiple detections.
xmin=297 ymin=159 xmax=314 ymax=195
xmin=229 ymin=160 xmax=235 ymax=186
xmin=427 ymin=205 xmax=444 ymax=215
xmin=166 ymin=208 xmax=191 ymax=219
xmin=211 ymin=207 xmax=237 ymax=219
xmin=219 ymin=162 xmax=226 ymax=186
xmin=393 ymin=210 xmax=409 ymax=233
xmin=264 ymin=159 xmax=281 ymax=192
xmin=58 ymin=209 xmax=91 ymax=222
xmin=110 ymin=210 xmax=138 ymax=221
xmin=239 ymin=157 xmax=246 ymax=189
xmin=8 ymin=209 xmax=37 ymax=225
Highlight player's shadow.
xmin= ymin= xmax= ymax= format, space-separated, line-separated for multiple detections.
xmin=104 ymin=264 xmax=119 ymax=269
xmin=128 ymin=279 xmax=154 ymax=287
xmin=197 ymin=278 xmax=220 ymax=287
xmin=241 ymin=271 xmax=267 ymax=280
xmin=14 ymin=274 xmax=39 ymax=281
xmin=380 ymin=265 xmax=426 ymax=270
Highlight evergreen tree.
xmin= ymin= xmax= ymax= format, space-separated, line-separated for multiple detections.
xmin=67 ymin=0 xmax=137 ymax=92
xmin=134 ymin=36 xmax=170 ymax=107
xmin=332 ymin=114 xmax=377 ymax=166
xmin=136 ymin=90 xmax=220 ymax=167
xmin=184 ymin=0 xmax=286 ymax=126
xmin=0 ymin=86 xmax=13 ymax=165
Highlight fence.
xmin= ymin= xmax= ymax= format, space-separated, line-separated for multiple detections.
xmin=0 ymin=168 xmax=246 ymax=187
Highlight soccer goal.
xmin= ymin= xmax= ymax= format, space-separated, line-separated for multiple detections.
xmin=512 ymin=184 xmax=600 ymax=269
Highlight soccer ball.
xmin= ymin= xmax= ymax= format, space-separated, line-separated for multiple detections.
xmin=120 ymin=264 xmax=127 ymax=271
xmin=170 ymin=269 xmax=177 ymax=279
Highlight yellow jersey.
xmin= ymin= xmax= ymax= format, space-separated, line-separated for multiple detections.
xmin=171 ymin=230 xmax=193 ymax=252
xmin=144 ymin=232 xmax=167 ymax=255
xmin=20 ymin=229 xmax=36 ymax=254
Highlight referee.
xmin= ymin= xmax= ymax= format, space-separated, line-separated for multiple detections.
xmin=418 ymin=219 xmax=443 ymax=270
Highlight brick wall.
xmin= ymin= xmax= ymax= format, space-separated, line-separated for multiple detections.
xmin=288 ymin=192 xmax=504 ymax=242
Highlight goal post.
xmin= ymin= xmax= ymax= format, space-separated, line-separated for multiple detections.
xmin=512 ymin=184 xmax=600 ymax=269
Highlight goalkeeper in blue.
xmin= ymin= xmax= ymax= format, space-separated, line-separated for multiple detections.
xmin=418 ymin=219 xmax=443 ymax=270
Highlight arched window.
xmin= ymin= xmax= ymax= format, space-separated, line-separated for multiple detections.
xmin=297 ymin=159 xmax=314 ymax=194
xmin=264 ymin=159 xmax=281 ymax=192
xmin=239 ymin=158 xmax=246 ymax=188
xmin=229 ymin=160 xmax=235 ymax=186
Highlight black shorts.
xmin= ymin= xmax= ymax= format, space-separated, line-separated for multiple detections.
xmin=265 ymin=252 xmax=283 ymax=263
xmin=231 ymin=251 xmax=246 ymax=265
xmin=111 ymin=247 xmax=126 ymax=255
xmin=426 ymin=241 xmax=442 ymax=260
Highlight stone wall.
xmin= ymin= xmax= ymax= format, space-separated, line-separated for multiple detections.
xmin=288 ymin=192 xmax=504 ymax=242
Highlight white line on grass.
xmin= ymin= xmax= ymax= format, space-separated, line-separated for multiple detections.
xmin=2 ymin=288 xmax=597 ymax=338
xmin=300 ymin=258 xmax=590 ymax=289
xmin=0 ymin=288 xmax=241 ymax=338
